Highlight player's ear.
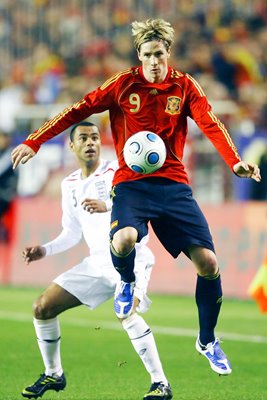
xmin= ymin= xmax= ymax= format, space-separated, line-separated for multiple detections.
xmin=137 ymin=51 xmax=142 ymax=61
xmin=69 ymin=140 xmax=74 ymax=152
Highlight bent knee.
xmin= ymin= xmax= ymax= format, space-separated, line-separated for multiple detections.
xmin=198 ymin=254 xmax=218 ymax=276
xmin=112 ymin=227 xmax=138 ymax=254
xmin=190 ymin=248 xmax=218 ymax=276
xmin=33 ymin=295 xmax=55 ymax=319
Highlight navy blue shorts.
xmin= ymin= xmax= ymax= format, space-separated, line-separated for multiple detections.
xmin=110 ymin=178 xmax=215 ymax=259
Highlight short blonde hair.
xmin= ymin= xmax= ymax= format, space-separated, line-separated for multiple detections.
xmin=131 ymin=18 xmax=174 ymax=52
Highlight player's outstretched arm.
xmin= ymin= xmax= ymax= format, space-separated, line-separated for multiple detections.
xmin=233 ymin=161 xmax=261 ymax=182
xmin=22 ymin=246 xmax=46 ymax=265
xmin=11 ymin=144 xmax=36 ymax=169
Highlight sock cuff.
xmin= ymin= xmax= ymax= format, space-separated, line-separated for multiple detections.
xmin=110 ymin=241 xmax=135 ymax=258
xmin=33 ymin=317 xmax=58 ymax=325
xmin=37 ymin=337 xmax=61 ymax=343
xmin=198 ymin=268 xmax=220 ymax=280
xmin=122 ymin=313 xmax=151 ymax=340
xmin=33 ymin=316 xmax=60 ymax=341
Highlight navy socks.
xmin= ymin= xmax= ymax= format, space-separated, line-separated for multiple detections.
xmin=195 ymin=271 xmax=223 ymax=345
xmin=110 ymin=242 xmax=136 ymax=283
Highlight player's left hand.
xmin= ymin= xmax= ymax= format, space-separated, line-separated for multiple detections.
xmin=81 ymin=199 xmax=107 ymax=214
xmin=233 ymin=161 xmax=261 ymax=182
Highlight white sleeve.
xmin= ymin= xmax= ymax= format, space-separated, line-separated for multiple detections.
xmin=43 ymin=181 xmax=82 ymax=256
xmin=104 ymin=198 xmax=113 ymax=211
xmin=43 ymin=228 xmax=81 ymax=256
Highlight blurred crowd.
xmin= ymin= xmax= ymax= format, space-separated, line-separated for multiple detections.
xmin=0 ymin=0 xmax=266 ymax=201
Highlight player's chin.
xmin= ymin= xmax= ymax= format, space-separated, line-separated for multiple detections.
xmin=84 ymin=153 xmax=96 ymax=160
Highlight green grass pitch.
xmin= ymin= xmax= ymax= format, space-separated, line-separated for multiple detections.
xmin=0 ymin=286 xmax=267 ymax=400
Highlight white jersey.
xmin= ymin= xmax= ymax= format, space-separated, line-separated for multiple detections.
xmin=44 ymin=159 xmax=154 ymax=311
xmin=44 ymin=159 xmax=117 ymax=258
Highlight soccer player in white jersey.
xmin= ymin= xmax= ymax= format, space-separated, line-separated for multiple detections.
xmin=21 ymin=121 xmax=172 ymax=400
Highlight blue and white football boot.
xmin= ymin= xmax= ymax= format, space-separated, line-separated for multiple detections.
xmin=196 ymin=336 xmax=232 ymax=375
xmin=114 ymin=280 xmax=135 ymax=318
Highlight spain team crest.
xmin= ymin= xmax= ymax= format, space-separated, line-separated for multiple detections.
xmin=165 ymin=96 xmax=181 ymax=115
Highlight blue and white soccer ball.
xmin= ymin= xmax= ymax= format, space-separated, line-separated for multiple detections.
xmin=123 ymin=131 xmax=166 ymax=174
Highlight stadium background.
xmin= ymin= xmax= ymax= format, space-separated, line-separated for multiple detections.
xmin=0 ymin=0 xmax=267 ymax=299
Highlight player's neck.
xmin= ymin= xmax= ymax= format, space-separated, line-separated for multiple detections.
xmin=81 ymin=160 xmax=100 ymax=179
xmin=142 ymin=65 xmax=169 ymax=84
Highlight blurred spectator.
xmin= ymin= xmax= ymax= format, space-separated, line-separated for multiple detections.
xmin=0 ymin=77 xmax=26 ymax=133
xmin=0 ymin=130 xmax=18 ymax=283
xmin=1 ymin=1 xmax=266 ymax=107
xmin=250 ymin=146 xmax=267 ymax=200
xmin=0 ymin=130 xmax=18 ymax=242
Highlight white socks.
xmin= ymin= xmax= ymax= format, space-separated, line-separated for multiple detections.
xmin=33 ymin=314 xmax=168 ymax=384
xmin=33 ymin=317 xmax=63 ymax=377
xmin=122 ymin=314 xmax=168 ymax=385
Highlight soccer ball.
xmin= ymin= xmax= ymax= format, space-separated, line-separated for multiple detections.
xmin=123 ymin=131 xmax=166 ymax=174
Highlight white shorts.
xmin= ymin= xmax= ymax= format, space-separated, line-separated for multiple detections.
xmin=53 ymin=247 xmax=154 ymax=312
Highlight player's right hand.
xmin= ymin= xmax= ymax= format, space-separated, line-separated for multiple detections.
xmin=11 ymin=144 xmax=36 ymax=169
xmin=22 ymin=246 xmax=46 ymax=265
xmin=81 ymin=199 xmax=107 ymax=213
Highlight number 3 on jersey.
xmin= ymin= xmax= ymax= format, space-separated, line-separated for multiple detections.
xmin=72 ymin=189 xmax=77 ymax=207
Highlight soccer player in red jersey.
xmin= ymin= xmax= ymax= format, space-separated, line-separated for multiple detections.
xmin=12 ymin=19 xmax=261 ymax=385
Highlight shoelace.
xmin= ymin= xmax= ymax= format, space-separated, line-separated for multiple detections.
xmin=148 ymin=382 xmax=166 ymax=392
xmin=149 ymin=383 xmax=159 ymax=391
xmin=118 ymin=281 xmax=127 ymax=293
xmin=117 ymin=281 xmax=135 ymax=295
xmin=30 ymin=374 xmax=51 ymax=389
xmin=206 ymin=338 xmax=225 ymax=358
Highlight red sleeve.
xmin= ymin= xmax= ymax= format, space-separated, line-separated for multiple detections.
xmin=186 ymin=74 xmax=241 ymax=170
xmin=22 ymin=78 xmax=118 ymax=153
xmin=23 ymin=99 xmax=92 ymax=152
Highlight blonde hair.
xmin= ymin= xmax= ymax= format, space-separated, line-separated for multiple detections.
xmin=131 ymin=18 xmax=174 ymax=51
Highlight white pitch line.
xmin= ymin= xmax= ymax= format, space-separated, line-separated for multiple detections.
xmin=0 ymin=310 xmax=267 ymax=344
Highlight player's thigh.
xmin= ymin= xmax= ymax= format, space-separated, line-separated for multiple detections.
xmin=54 ymin=255 xmax=121 ymax=310
xmin=151 ymin=185 xmax=214 ymax=258
xmin=110 ymin=181 xmax=149 ymax=241
xmin=39 ymin=283 xmax=82 ymax=313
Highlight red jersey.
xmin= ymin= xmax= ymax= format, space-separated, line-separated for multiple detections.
xmin=24 ymin=66 xmax=241 ymax=185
